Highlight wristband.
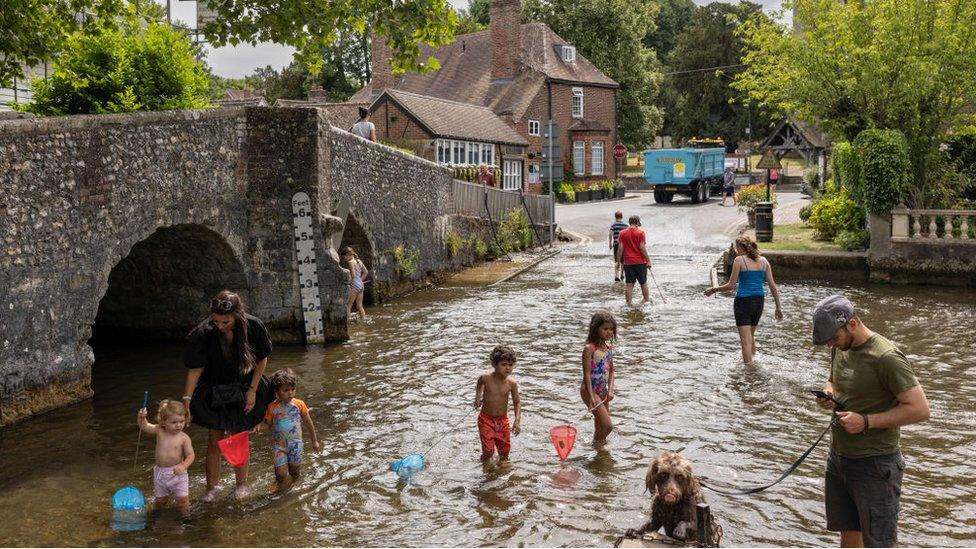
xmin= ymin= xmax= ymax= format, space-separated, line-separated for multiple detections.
xmin=860 ymin=412 xmax=870 ymax=431
xmin=181 ymin=395 xmax=192 ymax=401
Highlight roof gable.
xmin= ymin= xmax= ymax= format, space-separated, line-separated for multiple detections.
xmin=376 ymin=90 xmax=528 ymax=146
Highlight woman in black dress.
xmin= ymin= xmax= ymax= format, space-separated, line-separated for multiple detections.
xmin=181 ymin=290 xmax=274 ymax=501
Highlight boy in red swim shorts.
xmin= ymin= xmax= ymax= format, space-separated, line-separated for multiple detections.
xmin=474 ymin=345 xmax=522 ymax=461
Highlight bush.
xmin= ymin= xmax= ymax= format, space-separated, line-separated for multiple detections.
xmin=556 ymin=181 xmax=576 ymax=202
xmin=444 ymin=230 xmax=463 ymax=257
xmin=470 ymin=237 xmax=487 ymax=258
xmin=830 ymin=141 xmax=858 ymax=193
xmin=808 ymin=186 xmax=865 ymax=241
xmin=497 ymin=208 xmax=533 ymax=253
xmin=601 ymin=180 xmax=614 ymax=193
xmin=834 ymin=228 xmax=870 ymax=251
xmin=393 ymin=245 xmax=419 ymax=278
xmin=736 ymin=183 xmax=778 ymax=213
xmin=799 ymin=203 xmax=814 ymax=222
xmin=23 ymin=17 xmax=209 ymax=115
xmin=945 ymin=126 xmax=976 ymax=178
xmin=852 ymin=129 xmax=912 ymax=215
xmin=802 ymin=165 xmax=820 ymax=188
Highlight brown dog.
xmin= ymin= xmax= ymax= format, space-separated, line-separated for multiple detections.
xmin=625 ymin=452 xmax=722 ymax=546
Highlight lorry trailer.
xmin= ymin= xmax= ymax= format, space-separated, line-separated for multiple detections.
xmin=642 ymin=147 xmax=726 ymax=204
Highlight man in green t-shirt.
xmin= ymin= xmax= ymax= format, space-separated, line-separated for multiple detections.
xmin=812 ymin=295 xmax=930 ymax=548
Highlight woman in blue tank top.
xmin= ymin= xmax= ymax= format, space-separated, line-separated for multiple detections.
xmin=704 ymin=235 xmax=783 ymax=365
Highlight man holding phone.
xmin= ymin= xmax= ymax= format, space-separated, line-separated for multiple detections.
xmin=811 ymin=295 xmax=930 ymax=548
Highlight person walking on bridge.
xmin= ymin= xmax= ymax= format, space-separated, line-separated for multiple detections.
xmin=615 ymin=215 xmax=652 ymax=305
xmin=704 ymin=235 xmax=782 ymax=365
xmin=811 ymin=295 xmax=929 ymax=548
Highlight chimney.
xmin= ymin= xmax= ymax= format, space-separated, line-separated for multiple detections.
xmin=369 ymin=32 xmax=395 ymax=93
xmin=490 ymin=0 xmax=521 ymax=81
xmin=307 ymin=85 xmax=328 ymax=101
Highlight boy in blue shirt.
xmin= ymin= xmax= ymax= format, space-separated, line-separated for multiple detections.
xmin=609 ymin=211 xmax=629 ymax=282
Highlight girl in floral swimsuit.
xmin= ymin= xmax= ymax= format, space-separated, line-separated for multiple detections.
xmin=580 ymin=310 xmax=617 ymax=447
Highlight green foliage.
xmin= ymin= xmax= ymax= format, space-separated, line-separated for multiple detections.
xmin=799 ymin=203 xmax=813 ymax=222
xmin=833 ymin=228 xmax=870 ymax=251
xmin=556 ymin=182 xmax=576 ymax=202
xmin=946 ymin=126 xmax=976 ymax=179
xmin=664 ymin=1 xmax=777 ymax=147
xmin=497 ymin=208 xmax=534 ymax=253
xmin=23 ymin=16 xmax=209 ymax=115
xmin=470 ymin=236 xmax=488 ymax=259
xmin=444 ymin=230 xmax=463 ymax=258
xmin=644 ymin=0 xmax=695 ymax=59
xmin=830 ymin=141 xmax=858 ymax=193
xmin=734 ymin=0 xmax=976 ymax=207
xmin=198 ymin=0 xmax=456 ymax=77
xmin=393 ymin=244 xmax=420 ymax=278
xmin=0 ymin=0 xmax=125 ymax=88
xmin=808 ymin=186 xmax=865 ymax=241
xmin=601 ymin=180 xmax=615 ymax=193
xmin=736 ymin=183 xmax=777 ymax=213
xmin=522 ymin=0 xmax=663 ymax=149
xmin=851 ymin=129 xmax=912 ymax=216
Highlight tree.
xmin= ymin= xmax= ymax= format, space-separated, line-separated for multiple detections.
xmin=523 ymin=0 xmax=664 ymax=149
xmin=644 ymin=0 xmax=695 ymax=60
xmin=22 ymin=10 xmax=209 ymax=115
xmin=198 ymin=0 xmax=457 ymax=77
xmin=0 ymin=0 xmax=125 ymax=87
xmin=666 ymin=1 xmax=777 ymax=148
xmin=734 ymin=0 xmax=976 ymax=205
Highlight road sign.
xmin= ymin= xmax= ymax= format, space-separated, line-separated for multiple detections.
xmin=756 ymin=149 xmax=782 ymax=170
xmin=613 ymin=143 xmax=627 ymax=160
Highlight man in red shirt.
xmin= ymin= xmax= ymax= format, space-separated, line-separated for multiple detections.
xmin=615 ymin=215 xmax=652 ymax=305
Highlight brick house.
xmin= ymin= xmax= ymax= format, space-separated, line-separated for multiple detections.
xmin=369 ymin=89 xmax=528 ymax=189
xmin=351 ymin=0 xmax=619 ymax=193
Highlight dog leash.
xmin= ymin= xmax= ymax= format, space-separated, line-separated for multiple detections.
xmin=699 ymin=416 xmax=837 ymax=496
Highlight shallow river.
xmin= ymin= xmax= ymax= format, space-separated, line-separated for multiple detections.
xmin=1 ymin=218 xmax=974 ymax=547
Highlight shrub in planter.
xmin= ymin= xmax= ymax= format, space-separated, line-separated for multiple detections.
xmin=574 ymin=182 xmax=591 ymax=201
xmin=601 ymin=180 xmax=614 ymax=199
xmin=736 ymin=184 xmax=777 ymax=214
xmin=557 ymin=182 xmax=575 ymax=203
xmin=614 ymin=180 xmax=626 ymax=198
xmin=852 ymin=129 xmax=912 ymax=215
xmin=808 ymin=186 xmax=864 ymax=241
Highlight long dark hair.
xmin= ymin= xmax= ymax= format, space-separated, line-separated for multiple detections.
xmin=586 ymin=309 xmax=617 ymax=346
xmin=339 ymin=245 xmax=359 ymax=270
xmin=192 ymin=290 xmax=256 ymax=375
xmin=735 ymin=235 xmax=760 ymax=260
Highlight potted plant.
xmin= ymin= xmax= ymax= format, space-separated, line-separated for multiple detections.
xmin=614 ymin=179 xmax=626 ymax=198
xmin=601 ymin=180 xmax=615 ymax=200
xmin=574 ymin=182 xmax=591 ymax=202
xmin=556 ymin=182 xmax=576 ymax=203
xmin=736 ymin=184 xmax=778 ymax=227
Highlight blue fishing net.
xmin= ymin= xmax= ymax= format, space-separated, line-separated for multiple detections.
xmin=110 ymin=485 xmax=146 ymax=532
xmin=390 ymin=453 xmax=425 ymax=479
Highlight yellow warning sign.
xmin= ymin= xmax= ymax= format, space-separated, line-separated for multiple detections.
xmin=756 ymin=149 xmax=782 ymax=170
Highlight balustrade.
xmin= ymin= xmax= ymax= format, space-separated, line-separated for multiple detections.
xmin=890 ymin=204 xmax=976 ymax=242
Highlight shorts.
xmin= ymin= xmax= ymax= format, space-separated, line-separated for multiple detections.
xmin=825 ymin=451 xmax=905 ymax=547
xmin=273 ymin=439 xmax=304 ymax=467
xmin=478 ymin=411 xmax=511 ymax=456
xmin=623 ymin=264 xmax=648 ymax=285
xmin=724 ymin=185 xmax=735 ymax=197
xmin=153 ymin=465 xmax=189 ymax=499
xmin=612 ymin=243 xmax=619 ymax=263
xmin=733 ymin=296 xmax=764 ymax=326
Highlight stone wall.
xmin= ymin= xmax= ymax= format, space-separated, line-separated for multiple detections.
xmin=867 ymin=213 xmax=976 ymax=287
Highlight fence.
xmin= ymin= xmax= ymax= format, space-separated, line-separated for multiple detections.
xmin=890 ymin=205 xmax=976 ymax=242
xmin=453 ymin=180 xmax=553 ymax=226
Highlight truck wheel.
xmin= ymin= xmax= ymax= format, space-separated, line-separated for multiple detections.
xmin=663 ymin=192 xmax=674 ymax=203
xmin=690 ymin=182 xmax=702 ymax=204
xmin=654 ymin=188 xmax=665 ymax=203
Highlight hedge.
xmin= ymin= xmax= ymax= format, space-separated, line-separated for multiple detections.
xmin=852 ymin=129 xmax=912 ymax=216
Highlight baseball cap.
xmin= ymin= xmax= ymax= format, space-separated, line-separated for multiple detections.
xmin=811 ymin=294 xmax=855 ymax=345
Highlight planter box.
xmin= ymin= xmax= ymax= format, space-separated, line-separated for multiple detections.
xmin=615 ymin=187 xmax=626 ymax=198
xmin=601 ymin=189 xmax=611 ymax=200
xmin=577 ymin=190 xmax=591 ymax=202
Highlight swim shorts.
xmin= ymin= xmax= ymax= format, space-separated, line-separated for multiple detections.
xmin=623 ymin=264 xmax=648 ymax=285
xmin=478 ymin=411 xmax=511 ymax=456
xmin=153 ymin=465 xmax=189 ymax=498
xmin=733 ymin=296 xmax=764 ymax=326
xmin=724 ymin=185 xmax=735 ymax=197
xmin=273 ymin=440 xmax=304 ymax=467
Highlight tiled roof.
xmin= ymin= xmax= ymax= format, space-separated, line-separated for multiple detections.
xmin=350 ymin=22 xmax=617 ymax=122
xmin=274 ymin=99 xmax=369 ymax=131
xmin=213 ymin=97 xmax=267 ymax=107
xmin=378 ymin=89 xmax=528 ymax=146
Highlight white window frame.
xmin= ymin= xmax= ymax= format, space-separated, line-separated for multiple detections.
xmin=528 ymin=120 xmax=540 ymax=136
xmin=503 ymin=160 xmax=522 ymax=190
xmin=572 ymin=88 xmax=583 ymax=119
xmin=592 ymin=141 xmax=604 ymax=176
xmin=468 ymin=142 xmax=479 ymax=165
xmin=561 ymin=46 xmax=576 ymax=63
xmin=573 ymin=141 xmax=585 ymax=175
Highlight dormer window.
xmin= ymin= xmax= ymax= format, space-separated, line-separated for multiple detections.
xmin=561 ymin=45 xmax=576 ymax=63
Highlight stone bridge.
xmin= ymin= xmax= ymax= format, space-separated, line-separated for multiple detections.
xmin=0 ymin=107 xmax=500 ymax=425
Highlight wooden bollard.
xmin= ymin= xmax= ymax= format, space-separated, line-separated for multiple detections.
xmin=696 ymin=502 xmax=712 ymax=547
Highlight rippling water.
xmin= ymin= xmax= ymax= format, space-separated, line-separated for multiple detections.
xmin=1 ymin=224 xmax=974 ymax=546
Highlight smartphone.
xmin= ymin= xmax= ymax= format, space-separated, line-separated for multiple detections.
xmin=810 ymin=390 xmax=846 ymax=409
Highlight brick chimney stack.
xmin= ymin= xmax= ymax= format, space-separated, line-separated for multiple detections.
xmin=490 ymin=0 xmax=521 ymax=81
xmin=369 ymin=32 xmax=395 ymax=93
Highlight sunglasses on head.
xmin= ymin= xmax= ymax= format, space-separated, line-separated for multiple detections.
xmin=211 ymin=298 xmax=235 ymax=314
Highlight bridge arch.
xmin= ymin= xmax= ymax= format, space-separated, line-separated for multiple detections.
xmin=337 ymin=211 xmax=378 ymax=307
xmin=91 ymin=224 xmax=249 ymax=344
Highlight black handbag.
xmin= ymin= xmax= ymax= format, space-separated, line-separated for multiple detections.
xmin=210 ymin=383 xmax=245 ymax=408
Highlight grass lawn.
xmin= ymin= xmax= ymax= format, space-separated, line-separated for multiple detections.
xmin=758 ymin=222 xmax=843 ymax=252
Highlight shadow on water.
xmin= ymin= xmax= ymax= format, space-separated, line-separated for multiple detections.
xmin=1 ymin=232 xmax=975 ymax=546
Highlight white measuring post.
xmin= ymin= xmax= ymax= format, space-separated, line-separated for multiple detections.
xmin=291 ymin=192 xmax=324 ymax=344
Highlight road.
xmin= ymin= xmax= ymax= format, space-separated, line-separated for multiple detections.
xmin=556 ymin=190 xmax=808 ymax=244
